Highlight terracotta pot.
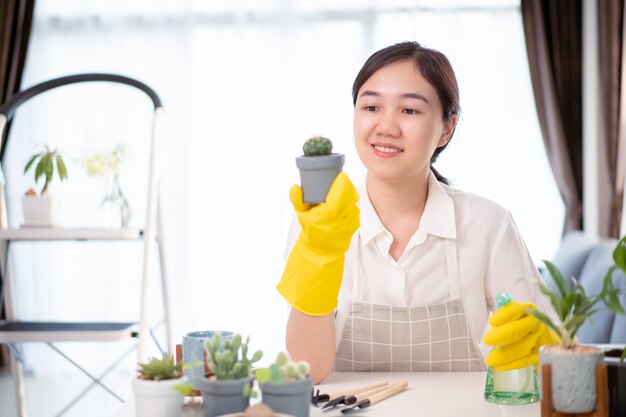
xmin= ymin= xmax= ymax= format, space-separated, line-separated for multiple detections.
xmin=539 ymin=344 xmax=604 ymax=413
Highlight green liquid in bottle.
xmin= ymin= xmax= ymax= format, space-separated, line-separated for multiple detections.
xmin=483 ymin=293 xmax=541 ymax=405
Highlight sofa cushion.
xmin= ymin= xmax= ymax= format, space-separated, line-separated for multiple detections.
xmin=609 ymin=264 xmax=626 ymax=344
xmin=576 ymin=239 xmax=620 ymax=344
xmin=541 ymin=231 xmax=597 ymax=292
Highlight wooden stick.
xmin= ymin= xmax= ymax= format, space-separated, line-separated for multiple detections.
xmin=327 ymin=381 xmax=388 ymax=400
xmin=367 ymin=381 xmax=408 ymax=405
xmin=353 ymin=385 xmax=390 ymax=401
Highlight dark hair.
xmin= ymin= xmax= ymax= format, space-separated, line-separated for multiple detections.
xmin=352 ymin=41 xmax=460 ymax=185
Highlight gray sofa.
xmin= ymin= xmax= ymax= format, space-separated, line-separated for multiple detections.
xmin=540 ymin=231 xmax=626 ymax=344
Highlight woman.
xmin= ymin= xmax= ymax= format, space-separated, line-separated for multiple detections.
xmin=277 ymin=41 xmax=557 ymax=383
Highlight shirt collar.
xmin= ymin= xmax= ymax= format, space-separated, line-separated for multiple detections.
xmin=358 ymin=170 xmax=457 ymax=246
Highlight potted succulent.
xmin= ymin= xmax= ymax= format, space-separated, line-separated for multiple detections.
xmin=132 ymin=354 xmax=191 ymax=417
xmin=22 ymin=145 xmax=68 ymax=227
xmin=530 ymin=235 xmax=626 ymax=413
xmin=295 ymin=135 xmax=344 ymax=204
xmin=197 ymin=332 xmax=263 ymax=417
xmin=255 ymin=352 xmax=312 ymax=417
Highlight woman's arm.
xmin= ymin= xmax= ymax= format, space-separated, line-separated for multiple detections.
xmin=286 ymin=309 xmax=336 ymax=384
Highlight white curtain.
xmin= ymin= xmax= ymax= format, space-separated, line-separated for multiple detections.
xmin=4 ymin=0 xmax=563 ymax=383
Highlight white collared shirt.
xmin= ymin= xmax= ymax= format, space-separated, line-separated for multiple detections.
xmin=285 ymin=171 xmax=551 ymax=355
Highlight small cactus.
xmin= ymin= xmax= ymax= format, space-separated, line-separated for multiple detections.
xmin=255 ymin=351 xmax=310 ymax=385
xmin=303 ymin=136 xmax=333 ymax=156
xmin=204 ymin=333 xmax=263 ymax=380
xmin=136 ymin=354 xmax=182 ymax=381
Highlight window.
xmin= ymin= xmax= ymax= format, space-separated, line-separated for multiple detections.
xmin=7 ymin=0 xmax=563 ymax=378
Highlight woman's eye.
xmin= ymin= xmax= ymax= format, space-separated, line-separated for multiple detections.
xmin=403 ymin=108 xmax=418 ymax=115
xmin=364 ymin=105 xmax=377 ymax=112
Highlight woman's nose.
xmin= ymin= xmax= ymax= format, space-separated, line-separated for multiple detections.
xmin=375 ymin=111 xmax=401 ymax=137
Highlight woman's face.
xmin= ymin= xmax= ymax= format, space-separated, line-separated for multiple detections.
xmin=353 ymin=59 xmax=456 ymax=184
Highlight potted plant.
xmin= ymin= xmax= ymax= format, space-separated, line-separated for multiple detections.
xmin=197 ymin=332 xmax=263 ymax=417
xmin=295 ymin=136 xmax=344 ymax=204
xmin=132 ymin=353 xmax=191 ymax=417
xmin=81 ymin=144 xmax=132 ymax=227
xmin=22 ymin=145 xmax=68 ymax=227
xmin=255 ymin=352 xmax=312 ymax=417
xmin=530 ymin=235 xmax=626 ymax=413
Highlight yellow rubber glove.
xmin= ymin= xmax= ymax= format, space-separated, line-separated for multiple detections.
xmin=483 ymin=301 xmax=560 ymax=371
xmin=276 ymin=172 xmax=359 ymax=316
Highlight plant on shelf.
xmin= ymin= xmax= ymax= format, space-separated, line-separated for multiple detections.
xmin=132 ymin=354 xmax=189 ymax=417
xmin=81 ymin=144 xmax=132 ymax=227
xmin=530 ymin=235 xmax=626 ymax=413
xmin=198 ymin=332 xmax=263 ymax=417
xmin=24 ymin=145 xmax=68 ymax=195
xmin=295 ymin=135 xmax=344 ymax=204
xmin=22 ymin=145 xmax=68 ymax=227
xmin=255 ymin=351 xmax=312 ymax=417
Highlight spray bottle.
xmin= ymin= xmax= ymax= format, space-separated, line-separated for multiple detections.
xmin=483 ymin=292 xmax=540 ymax=405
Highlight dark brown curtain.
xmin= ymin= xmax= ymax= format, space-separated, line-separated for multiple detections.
xmin=0 ymin=0 xmax=35 ymax=155
xmin=0 ymin=0 xmax=36 ymax=368
xmin=598 ymin=0 xmax=626 ymax=238
xmin=521 ymin=0 xmax=583 ymax=234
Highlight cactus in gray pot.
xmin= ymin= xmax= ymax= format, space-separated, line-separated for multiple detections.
xmin=303 ymin=136 xmax=333 ymax=156
xmin=204 ymin=333 xmax=263 ymax=380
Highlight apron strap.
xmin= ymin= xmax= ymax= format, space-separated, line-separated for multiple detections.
xmin=444 ymin=239 xmax=461 ymax=300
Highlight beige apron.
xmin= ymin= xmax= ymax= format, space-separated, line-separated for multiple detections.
xmin=335 ymin=239 xmax=485 ymax=372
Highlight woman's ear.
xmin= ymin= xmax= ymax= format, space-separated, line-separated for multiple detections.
xmin=438 ymin=114 xmax=458 ymax=147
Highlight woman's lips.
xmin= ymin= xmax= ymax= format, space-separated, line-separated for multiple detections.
xmin=372 ymin=144 xmax=403 ymax=157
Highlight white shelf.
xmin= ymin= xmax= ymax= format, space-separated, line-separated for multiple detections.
xmin=0 ymin=227 xmax=143 ymax=241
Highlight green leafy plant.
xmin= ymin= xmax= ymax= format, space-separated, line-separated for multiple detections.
xmin=303 ymin=135 xmax=333 ymax=156
xmin=136 ymin=353 xmax=202 ymax=395
xmin=24 ymin=145 xmax=68 ymax=195
xmin=528 ymin=236 xmax=626 ymax=360
xmin=204 ymin=333 xmax=263 ymax=381
xmin=137 ymin=354 xmax=182 ymax=381
xmin=254 ymin=351 xmax=310 ymax=385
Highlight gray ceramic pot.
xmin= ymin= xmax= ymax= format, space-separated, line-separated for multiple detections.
xmin=295 ymin=153 xmax=344 ymax=204
xmin=539 ymin=344 xmax=604 ymax=413
xmin=197 ymin=376 xmax=251 ymax=417
xmin=261 ymin=377 xmax=313 ymax=417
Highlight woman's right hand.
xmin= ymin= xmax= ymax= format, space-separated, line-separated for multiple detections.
xmin=277 ymin=172 xmax=359 ymax=316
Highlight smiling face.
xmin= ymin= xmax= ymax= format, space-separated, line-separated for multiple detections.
xmin=353 ymin=59 xmax=456 ymax=185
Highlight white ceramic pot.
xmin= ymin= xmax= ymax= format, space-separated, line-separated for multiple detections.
xmin=539 ymin=344 xmax=604 ymax=413
xmin=131 ymin=376 xmax=185 ymax=417
xmin=22 ymin=194 xmax=58 ymax=227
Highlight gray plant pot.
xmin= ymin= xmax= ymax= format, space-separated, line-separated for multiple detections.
xmin=197 ymin=376 xmax=251 ymax=417
xmin=296 ymin=154 xmax=344 ymax=204
xmin=539 ymin=344 xmax=604 ymax=413
xmin=261 ymin=377 xmax=313 ymax=417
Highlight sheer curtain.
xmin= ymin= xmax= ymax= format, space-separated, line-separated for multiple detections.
xmin=5 ymin=0 xmax=563 ymax=377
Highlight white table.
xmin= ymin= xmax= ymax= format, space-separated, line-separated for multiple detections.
xmin=111 ymin=372 xmax=540 ymax=417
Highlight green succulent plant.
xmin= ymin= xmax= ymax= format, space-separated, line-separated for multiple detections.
xmin=303 ymin=136 xmax=333 ymax=156
xmin=136 ymin=354 xmax=182 ymax=381
xmin=527 ymin=235 xmax=626 ymax=361
xmin=24 ymin=145 xmax=68 ymax=195
xmin=254 ymin=351 xmax=310 ymax=385
xmin=204 ymin=333 xmax=263 ymax=381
